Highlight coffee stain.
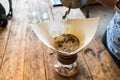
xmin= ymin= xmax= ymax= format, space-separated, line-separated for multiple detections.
xmin=0 ymin=37 xmax=4 ymax=40
xmin=100 ymin=63 xmax=107 ymax=73
xmin=84 ymin=48 xmax=96 ymax=57
xmin=87 ymin=75 xmax=93 ymax=80
xmin=97 ymin=49 xmax=105 ymax=59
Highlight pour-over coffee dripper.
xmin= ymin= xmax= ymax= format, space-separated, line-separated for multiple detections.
xmin=31 ymin=18 xmax=99 ymax=77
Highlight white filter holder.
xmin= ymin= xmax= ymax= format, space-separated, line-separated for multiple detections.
xmin=32 ymin=18 xmax=99 ymax=55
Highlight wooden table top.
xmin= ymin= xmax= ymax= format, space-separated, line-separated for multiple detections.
xmin=0 ymin=0 xmax=120 ymax=80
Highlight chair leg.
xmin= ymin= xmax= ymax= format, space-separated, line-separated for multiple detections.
xmin=85 ymin=5 xmax=89 ymax=18
xmin=80 ymin=5 xmax=90 ymax=18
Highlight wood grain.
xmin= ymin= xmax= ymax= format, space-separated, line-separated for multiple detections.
xmin=23 ymin=25 xmax=46 ymax=80
xmin=0 ymin=24 xmax=10 ymax=67
xmin=0 ymin=0 xmax=16 ymax=68
xmin=0 ymin=22 xmax=26 ymax=80
xmin=24 ymin=0 xmax=47 ymax=80
xmin=81 ymin=36 xmax=120 ymax=80
xmin=0 ymin=0 xmax=27 ymax=80
xmin=0 ymin=0 xmax=51 ymax=79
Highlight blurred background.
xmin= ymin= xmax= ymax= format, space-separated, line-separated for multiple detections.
xmin=52 ymin=0 xmax=115 ymax=40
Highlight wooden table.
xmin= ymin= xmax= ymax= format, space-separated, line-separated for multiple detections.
xmin=0 ymin=0 xmax=120 ymax=80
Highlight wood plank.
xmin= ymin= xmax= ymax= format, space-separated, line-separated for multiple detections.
xmin=0 ymin=0 xmax=27 ymax=80
xmin=0 ymin=0 xmax=52 ymax=79
xmin=23 ymin=0 xmax=46 ymax=80
xmin=0 ymin=20 xmax=26 ymax=79
xmin=23 ymin=25 xmax=46 ymax=80
xmin=0 ymin=0 xmax=15 ymax=68
xmin=0 ymin=23 xmax=11 ymax=67
xmin=95 ymin=36 xmax=120 ymax=79
xmin=81 ymin=36 xmax=120 ymax=80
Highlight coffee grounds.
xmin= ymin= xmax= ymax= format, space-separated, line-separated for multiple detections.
xmin=53 ymin=34 xmax=80 ymax=53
